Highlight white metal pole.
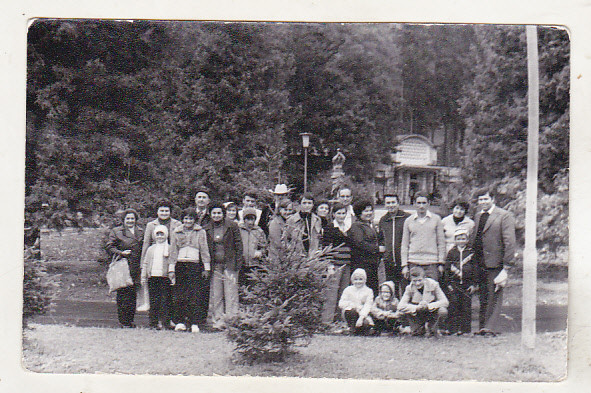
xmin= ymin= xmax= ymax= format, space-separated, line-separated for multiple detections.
xmin=303 ymin=146 xmax=308 ymax=194
xmin=522 ymin=25 xmax=540 ymax=349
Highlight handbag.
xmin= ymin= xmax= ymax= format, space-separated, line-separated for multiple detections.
xmin=106 ymin=255 xmax=134 ymax=293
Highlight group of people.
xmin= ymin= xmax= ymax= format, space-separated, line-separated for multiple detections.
xmin=334 ymin=188 xmax=516 ymax=337
xmin=106 ymin=184 xmax=516 ymax=337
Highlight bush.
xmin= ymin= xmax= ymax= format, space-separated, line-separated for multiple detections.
xmin=439 ymin=170 xmax=569 ymax=268
xmin=226 ymin=243 xmax=330 ymax=363
xmin=502 ymin=169 xmax=568 ymax=266
xmin=23 ymin=247 xmax=57 ymax=323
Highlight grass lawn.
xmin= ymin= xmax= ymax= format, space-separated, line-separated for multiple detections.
xmin=22 ymin=323 xmax=566 ymax=381
xmin=27 ymin=229 xmax=568 ymax=382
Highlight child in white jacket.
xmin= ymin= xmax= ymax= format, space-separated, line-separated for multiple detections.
xmin=338 ymin=268 xmax=374 ymax=335
xmin=141 ymin=225 xmax=174 ymax=330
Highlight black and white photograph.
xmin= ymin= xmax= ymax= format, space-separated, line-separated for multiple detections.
xmin=21 ymin=18 xmax=569 ymax=381
xmin=3 ymin=1 xmax=590 ymax=392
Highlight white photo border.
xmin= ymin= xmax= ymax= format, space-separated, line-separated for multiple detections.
xmin=2 ymin=0 xmax=588 ymax=392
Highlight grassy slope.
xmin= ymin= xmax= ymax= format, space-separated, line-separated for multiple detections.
xmin=22 ymin=324 xmax=566 ymax=381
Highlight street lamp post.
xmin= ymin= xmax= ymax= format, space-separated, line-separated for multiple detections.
xmin=300 ymin=132 xmax=311 ymax=194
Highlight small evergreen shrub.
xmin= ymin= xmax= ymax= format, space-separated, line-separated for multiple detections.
xmin=227 ymin=242 xmax=330 ymax=363
xmin=23 ymin=246 xmax=57 ymax=323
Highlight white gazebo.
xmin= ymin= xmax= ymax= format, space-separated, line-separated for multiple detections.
xmin=374 ymin=134 xmax=460 ymax=205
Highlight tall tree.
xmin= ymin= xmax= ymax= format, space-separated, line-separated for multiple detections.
xmin=283 ymin=23 xmax=401 ymax=185
xmin=397 ymin=24 xmax=476 ymax=166
xmin=26 ymin=20 xmax=171 ymax=222
xmin=458 ymin=25 xmax=569 ymax=193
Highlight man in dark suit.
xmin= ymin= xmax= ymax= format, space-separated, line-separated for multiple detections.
xmin=471 ymin=187 xmax=516 ymax=335
xmin=378 ymin=194 xmax=410 ymax=298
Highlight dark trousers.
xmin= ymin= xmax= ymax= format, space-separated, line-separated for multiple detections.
xmin=148 ymin=276 xmax=172 ymax=328
xmin=374 ymin=317 xmax=398 ymax=333
xmin=384 ymin=262 xmax=403 ymax=298
xmin=198 ymin=274 xmax=211 ymax=327
xmin=116 ymin=285 xmax=137 ymax=327
xmin=173 ymin=262 xmax=208 ymax=327
xmin=447 ymin=287 xmax=472 ymax=334
xmin=343 ymin=309 xmax=372 ymax=335
xmin=408 ymin=307 xmax=448 ymax=335
xmin=479 ymin=267 xmax=504 ymax=332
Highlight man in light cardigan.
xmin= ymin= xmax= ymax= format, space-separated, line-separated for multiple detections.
xmin=401 ymin=192 xmax=446 ymax=282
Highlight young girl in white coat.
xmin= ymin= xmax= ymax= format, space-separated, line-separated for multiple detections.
xmin=338 ymin=268 xmax=375 ymax=335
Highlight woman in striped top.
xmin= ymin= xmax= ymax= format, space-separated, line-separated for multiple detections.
xmin=320 ymin=202 xmax=353 ymax=324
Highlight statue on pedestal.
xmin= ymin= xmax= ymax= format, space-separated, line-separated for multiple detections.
xmin=331 ymin=148 xmax=346 ymax=197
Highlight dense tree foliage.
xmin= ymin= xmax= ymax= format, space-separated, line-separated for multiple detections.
xmin=452 ymin=25 xmax=569 ymax=264
xmin=227 ymin=243 xmax=329 ymax=363
xmin=458 ymin=26 xmax=569 ymax=194
xmin=26 ymin=21 xmax=411 ymax=221
xmin=26 ymin=21 xmax=569 ymax=243
xmin=398 ymin=25 xmax=476 ymax=166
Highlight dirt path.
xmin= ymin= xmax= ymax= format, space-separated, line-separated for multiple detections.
xmin=31 ymin=299 xmax=567 ymax=332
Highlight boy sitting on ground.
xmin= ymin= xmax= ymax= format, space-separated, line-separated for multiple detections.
xmin=370 ymin=281 xmax=401 ymax=335
xmin=398 ymin=266 xmax=449 ymax=337
xmin=338 ymin=268 xmax=375 ymax=335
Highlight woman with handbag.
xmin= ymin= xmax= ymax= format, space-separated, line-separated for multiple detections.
xmin=106 ymin=208 xmax=144 ymax=328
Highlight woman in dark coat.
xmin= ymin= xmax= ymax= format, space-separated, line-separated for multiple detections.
xmin=106 ymin=208 xmax=144 ymax=328
xmin=348 ymin=200 xmax=380 ymax=295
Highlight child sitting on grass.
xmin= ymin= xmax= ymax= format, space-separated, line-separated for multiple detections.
xmin=338 ymin=268 xmax=374 ymax=335
xmin=141 ymin=225 xmax=174 ymax=330
xmin=370 ymin=281 xmax=401 ymax=335
xmin=398 ymin=266 xmax=448 ymax=337
xmin=443 ymin=228 xmax=478 ymax=335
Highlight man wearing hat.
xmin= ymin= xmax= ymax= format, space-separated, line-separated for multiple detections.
xmin=443 ymin=227 xmax=478 ymax=335
xmin=259 ymin=184 xmax=293 ymax=236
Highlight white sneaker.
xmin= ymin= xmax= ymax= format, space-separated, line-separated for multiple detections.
xmin=191 ymin=324 xmax=200 ymax=333
xmin=174 ymin=323 xmax=187 ymax=331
